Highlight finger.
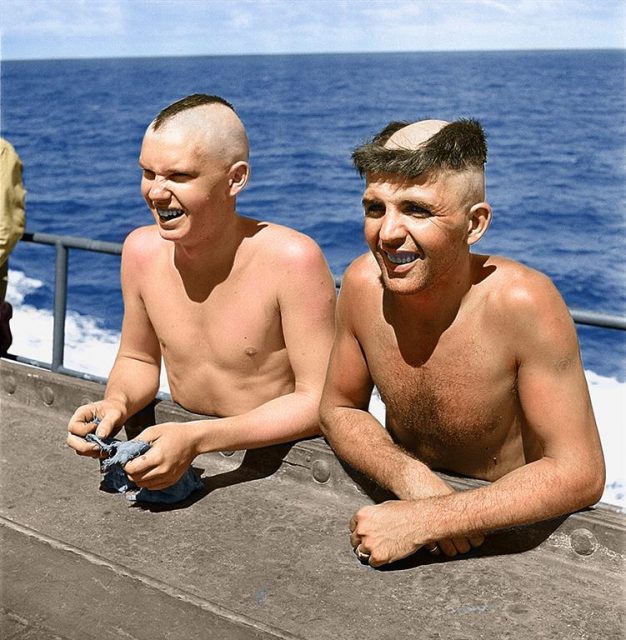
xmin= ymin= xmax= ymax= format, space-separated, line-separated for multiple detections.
xmin=68 ymin=406 xmax=100 ymax=436
xmin=469 ymin=534 xmax=485 ymax=548
xmin=452 ymin=537 xmax=471 ymax=554
xmin=123 ymin=452 xmax=154 ymax=478
xmin=95 ymin=413 xmax=122 ymax=438
xmin=66 ymin=433 xmax=102 ymax=458
xmin=132 ymin=475 xmax=172 ymax=490
xmin=349 ymin=514 xmax=357 ymax=532
xmin=437 ymin=539 xmax=458 ymax=557
xmin=349 ymin=531 xmax=361 ymax=549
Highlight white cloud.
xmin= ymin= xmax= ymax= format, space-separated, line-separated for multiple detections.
xmin=1 ymin=0 xmax=624 ymax=60
xmin=3 ymin=0 xmax=125 ymax=37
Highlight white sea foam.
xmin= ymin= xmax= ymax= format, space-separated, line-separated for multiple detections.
xmin=6 ymin=269 xmax=625 ymax=510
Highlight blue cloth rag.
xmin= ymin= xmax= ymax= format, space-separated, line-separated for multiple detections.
xmin=84 ymin=433 xmax=203 ymax=504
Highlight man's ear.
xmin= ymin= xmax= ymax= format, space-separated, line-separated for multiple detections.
xmin=228 ymin=161 xmax=250 ymax=196
xmin=466 ymin=201 xmax=492 ymax=246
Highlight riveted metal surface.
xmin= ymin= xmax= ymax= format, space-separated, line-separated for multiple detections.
xmin=1 ymin=358 xmax=625 ymax=640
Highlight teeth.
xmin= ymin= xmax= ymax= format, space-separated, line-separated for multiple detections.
xmin=386 ymin=251 xmax=418 ymax=265
xmin=157 ymin=208 xmax=184 ymax=221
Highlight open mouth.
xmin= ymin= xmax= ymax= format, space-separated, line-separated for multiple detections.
xmin=385 ymin=250 xmax=419 ymax=265
xmin=156 ymin=208 xmax=184 ymax=222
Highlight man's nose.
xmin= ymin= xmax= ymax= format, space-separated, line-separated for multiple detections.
xmin=148 ymin=176 xmax=170 ymax=201
xmin=379 ymin=210 xmax=405 ymax=244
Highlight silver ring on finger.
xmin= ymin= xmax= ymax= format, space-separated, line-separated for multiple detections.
xmin=427 ymin=543 xmax=441 ymax=555
xmin=355 ymin=547 xmax=371 ymax=563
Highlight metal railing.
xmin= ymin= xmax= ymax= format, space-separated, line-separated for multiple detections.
xmin=5 ymin=230 xmax=626 ymax=384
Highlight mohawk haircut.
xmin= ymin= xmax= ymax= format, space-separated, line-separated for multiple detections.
xmin=352 ymin=118 xmax=487 ymax=179
xmin=152 ymin=94 xmax=236 ymax=130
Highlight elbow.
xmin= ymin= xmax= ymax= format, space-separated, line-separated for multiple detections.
xmin=571 ymin=460 xmax=606 ymax=509
xmin=585 ymin=464 xmax=606 ymax=507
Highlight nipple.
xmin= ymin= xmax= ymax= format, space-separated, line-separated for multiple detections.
xmin=245 ymin=346 xmax=258 ymax=357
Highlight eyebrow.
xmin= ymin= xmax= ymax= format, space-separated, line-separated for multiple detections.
xmin=362 ymin=196 xmax=433 ymax=211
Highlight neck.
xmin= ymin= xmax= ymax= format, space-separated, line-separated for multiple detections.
xmin=173 ymin=211 xmax=243 ymax=282
xmin=387 ymin=255 xmax=476 ymax=329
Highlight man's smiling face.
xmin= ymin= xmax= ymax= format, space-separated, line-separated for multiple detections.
xmin=362 ymin=171 xmax=474 ymax=295
xmin=139 ymin=120 xmax=233 ymax=246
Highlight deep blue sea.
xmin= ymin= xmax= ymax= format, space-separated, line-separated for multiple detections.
xmin=1 ymin=50 xmax=625 ymax=380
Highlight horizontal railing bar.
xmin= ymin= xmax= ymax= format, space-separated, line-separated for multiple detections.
xmin=570 ymin=309 xmax=626 ymax=331
xmin=15 ymin=231 xmax=626 ymax=332
xmin=21 ymin=231 xmax=122 ymax=255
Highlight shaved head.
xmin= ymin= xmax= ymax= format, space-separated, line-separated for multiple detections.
xmin=352 ymin=118 xmax=487 ymax=181
xmin=148 ymin=94 xmax=249 ymax=167
xmin=384 ymin=119 xmax=449 ymax=150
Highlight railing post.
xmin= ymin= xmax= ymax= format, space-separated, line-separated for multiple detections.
xmin=52 ymin=242 xmax=68 ymax=371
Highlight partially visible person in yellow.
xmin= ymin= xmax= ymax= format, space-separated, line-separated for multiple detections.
xmin=0 ymin=138 xmax=26 ymax=355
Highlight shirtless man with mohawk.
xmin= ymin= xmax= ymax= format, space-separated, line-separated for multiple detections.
xmin=320 ymin=118 xmax=605 ymax=567
xmin=67 ymin=94 xmax=336 ymax=489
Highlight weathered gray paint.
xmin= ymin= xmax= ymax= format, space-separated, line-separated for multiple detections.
xmin=1 ymin=358 xmax=624 ymax=639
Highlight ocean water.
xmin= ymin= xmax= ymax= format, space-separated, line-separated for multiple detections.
xmin=1 ymin=50 xmax=624 ymax=507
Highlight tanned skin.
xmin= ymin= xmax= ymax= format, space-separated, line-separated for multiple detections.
xmin=67 ymin=99 xmax=336 ymax=489
xmin=320 ymin=120 xmax=605 ymax=567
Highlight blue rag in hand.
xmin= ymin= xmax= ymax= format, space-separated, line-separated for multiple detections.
xmin=84 ymin=433 xmax=203 ymax=504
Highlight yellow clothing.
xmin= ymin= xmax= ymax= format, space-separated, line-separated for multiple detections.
xmin=0 ymin=138 xmax=26 ymax=267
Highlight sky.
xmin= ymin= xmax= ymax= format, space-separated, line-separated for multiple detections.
xmin=1 ymin=0 xmax=624 ymax=61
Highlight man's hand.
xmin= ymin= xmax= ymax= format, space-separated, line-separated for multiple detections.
xmin=350 ymin=499 xmax=484 ymax=568
xmin=67 ymin=400 xmax=126 ymax=457
xmin=123 ymin=422 xmax=202 ymax=490
xmin=398 ymin=473 xmax=485 ymax=557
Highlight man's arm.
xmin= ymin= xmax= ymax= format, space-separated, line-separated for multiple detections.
xmin=350 ymin=271 xmax=605 ymax=566
xmin=320 ymin=260 xmax=457 ymax=499
xmin=67 ymin=228 xmax=162 ymax=455
xmin=319 ymin=261 xmax=482 ymax=556
xmin=124 ymin=235 xmax=337 ymax=489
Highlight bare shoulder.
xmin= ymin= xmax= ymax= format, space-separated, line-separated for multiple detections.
xmin=341 ymin=253 xmax=381 ymax=295
xmin=480 ymin=254 xmax=573 ymax=341
xmin=122 ymin=225 xmax=166 ymax=269
xmin=254 ymin=222 xmax=331 ymax=276
xmin=483 ymin=255 xmax=565 ymax=312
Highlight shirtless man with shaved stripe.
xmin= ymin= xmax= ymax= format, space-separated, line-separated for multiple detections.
xmin=67 ymin=94 xmax=336 ymax=489
xmin=320 ymin=118 xmax=605 ymax=567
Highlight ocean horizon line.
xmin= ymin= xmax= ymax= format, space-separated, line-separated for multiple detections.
xmin=3 ymin=47 xmax=624 ymax=65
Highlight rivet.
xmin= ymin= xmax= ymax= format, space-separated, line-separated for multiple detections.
xmin=41 ymin=386 xmax=55 ymax=406
xmin=311 ymin=459 xmax=331 ymax=484
xmin=570 ymin=528 xmax=598 ymax=556
xmin=4 ymin=375 xmax=17 ymax=395
xmin=221 ymin=450 xmax=235 ymax=457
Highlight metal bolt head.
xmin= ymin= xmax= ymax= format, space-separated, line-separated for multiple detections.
xmin=41 ymin=386 xmax=55 ymax=406
xmin=570 ymin=528 xmax=598 ymax=556
xmin=4 ymin=375 xmax=17 ymax=395
xmin=311 ymin=459 xmax=331 ymax=484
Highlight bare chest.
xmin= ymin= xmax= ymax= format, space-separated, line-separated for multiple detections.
xmin=141 ymin=265 xmax=286 ymax=372
xmin=365 ymin=316 xmax=519 ymax=455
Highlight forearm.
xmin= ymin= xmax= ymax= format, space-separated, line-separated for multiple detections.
xmin=104 ymin=355 xmax=160 ymax=421
xmin=189 ymin=387 xmax=323 ymax=454
xmin=321 ymin=406 xmax=451 ymax=499
xmin=416 ymin=456 xmax=602 ymax=542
